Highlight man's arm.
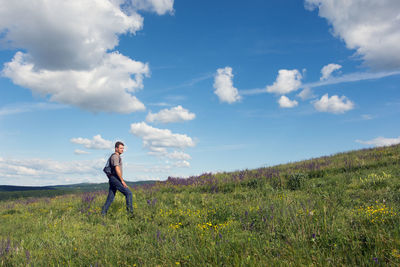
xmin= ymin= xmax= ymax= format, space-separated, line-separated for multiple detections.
xmin=115 ymin=165 xmax=128 ymax=188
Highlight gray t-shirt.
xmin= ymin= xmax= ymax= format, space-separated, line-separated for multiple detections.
xmin=110 ymin=153 xmax=122 ymax=176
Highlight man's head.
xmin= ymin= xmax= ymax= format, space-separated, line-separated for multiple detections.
xmin=115 ymin=141 xmax=124 ymax=155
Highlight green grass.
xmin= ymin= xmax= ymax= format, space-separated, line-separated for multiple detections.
xmin=1 ymin=145 xmax=400 ymax=266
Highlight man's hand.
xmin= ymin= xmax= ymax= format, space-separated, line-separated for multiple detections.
xmin=122 ymin=180 xmax=128 ymax=188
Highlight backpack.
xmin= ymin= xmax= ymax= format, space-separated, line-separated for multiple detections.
xmin=103 ymin=155 xmax=113 ymax=178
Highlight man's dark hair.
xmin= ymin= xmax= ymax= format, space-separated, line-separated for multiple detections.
xmin=115 ymin=141 xmax=124 ymax=148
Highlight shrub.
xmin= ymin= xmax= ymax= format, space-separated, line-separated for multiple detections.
xmin=287 ymin=173 xmax=306 ymax=190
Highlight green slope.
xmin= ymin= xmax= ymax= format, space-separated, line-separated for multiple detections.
xmin=0 ymin=144 xmax=399 ymax=266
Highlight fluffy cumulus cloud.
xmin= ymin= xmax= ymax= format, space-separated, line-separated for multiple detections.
xmin=278 ymin=96 xmax=298 ymax=108
xmin=0 ymin=0 xmax=173 ymax=113
xmin=3 ymin=52 xmax=148 ymax=113
xmin=313 ymin=94 xmax=354 ymax=114
xmin=146 ymin=105 xmax=196 ymax=124
xmin=266 ymin=69 xmax=302 ymax=95
xmin=356 ymin=136 xmax=400 ymax=147
xmin=320 ymin=63 xmax=342 ymax=80
xmin=130 ymin=0 xmax=174 ymax=15
xmin=213 ymin=67 xmax=241 ymax=104
xmin=305 ymin=0 xmax=400 ymax=70
xmin=130 ymin=122 xmax=195 ymax=167
xmin=0 ymin=0 xmax=143 ymax=70
xmin=71 ymin=134 xmax=113 ymax=150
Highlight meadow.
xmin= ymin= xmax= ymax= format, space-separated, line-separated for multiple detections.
xmin=1 ymin=144 xmax=400 ymax=266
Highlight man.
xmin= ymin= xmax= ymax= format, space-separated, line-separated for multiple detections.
xmin=101 ymin=141 xmax=133 ymax=216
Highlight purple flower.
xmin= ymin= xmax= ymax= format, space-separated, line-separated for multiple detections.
xmin=81 ymin=192 xmax=96 ymax=214
xmin=373 ymin=257 xmax=378 ymax=263
xmin=5 ymin=238 xmax=11 ymax=253
xmin=157 ymin=230 xmax=161 ymax=241
xmin=25 ymin=250 xmax=31 ymax=262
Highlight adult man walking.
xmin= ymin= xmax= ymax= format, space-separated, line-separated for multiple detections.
xmin=101 ymin=141 xmax=133 ymax=216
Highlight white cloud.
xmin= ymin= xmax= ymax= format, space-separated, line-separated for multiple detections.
xmin=241 ymin=70 xmax=400 ymax=96
xmin=0 ymin=157 xmax=105 ymax=186
xmin=147 ymin=146 xmax=168 ymax=156
xmin=297 ymin=87 xmax=315 ymax=100
xmin=303 ymin=70 xmax=400 ymax=89
xmin=0 ymin=102 xmax=66 ymax=116
xmin=0 ymin=0 xmax=143 ymax=70
xmin=130 ymin=122 xmax=195 ymax=167
xmin=213 ymin=67 xmax=241 ymax=104
xmin=74 ymin=149 xmax=90 ymax=155
xmin=320 ymin=63 xmax=342 ymax=80
xmin=306 ymin=0 xmax=400 ymax=70
xmin=167 ymin=151 xmax=191 ymax=160
xmin=174 ymin=160 xmax=190 ymax=168
xmin=130 ymin=0 xmax=174 ymax=15
xmin=125 ymin=162 xmax=172 ymax=175
xmin=130 ymin=122 xmax=195 ymax=149
xmin=71 ymin=134 xmax=113 ymax=150
xmin=3 ymin=52 xmax=148 ymax=113
xmin=278 ymin=95 xmax=298 ymax=108
xmin=356 ymin=136 xmax=400 ymax=147
xmin=361 ymin=114 xmax=374 ymax=120
xmin=148 ymin=102 xmax=171 ymax=107
xmin=266 ymin=69 xmax=302 ymax=94
xmin=0 ymin=0 xmax=174 ymax=113
xmin=0 ymin=154 xmax=189 ymax=186
xmin=146 ymin=105 xmax=196 ymax=124
xmin=313 ymin=93 xmax=354 ymax=114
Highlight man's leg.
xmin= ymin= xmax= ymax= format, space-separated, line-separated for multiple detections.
xmin=101 ymin=181 xmax=117 ymax=215
xmin=109 ymin=176 xmax=133 ymax=214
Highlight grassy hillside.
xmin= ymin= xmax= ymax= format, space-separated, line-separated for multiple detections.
xmin=1 ymin=145 xmax=400 ymax=266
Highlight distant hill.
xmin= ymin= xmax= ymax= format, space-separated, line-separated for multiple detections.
xmin=0 ymin=180 xmax=157 ymax=201
xmin=0 ymin=185 xmax=56 ymax=192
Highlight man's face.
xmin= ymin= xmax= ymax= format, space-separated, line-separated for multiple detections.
xmin=115 ymin=145 xmax=124 ymax=154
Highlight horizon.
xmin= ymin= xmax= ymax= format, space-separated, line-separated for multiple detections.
xmin=1 ymin=143 xmax=396 ymax=187
xmin=1 ymin=0 xmax=400 ymax=186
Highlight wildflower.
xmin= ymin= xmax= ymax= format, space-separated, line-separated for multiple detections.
xmin=392 ymin=249 xmax=400 ymax=258
xmin=25 ymin=250 xmax=31 ymax=262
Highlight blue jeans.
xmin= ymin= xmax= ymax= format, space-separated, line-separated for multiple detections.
xmin=101 ymin=175 xmax=133 ymax=215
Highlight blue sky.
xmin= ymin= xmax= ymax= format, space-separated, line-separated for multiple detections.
xmin=0 ymin=0 xmax=399 ymax=186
